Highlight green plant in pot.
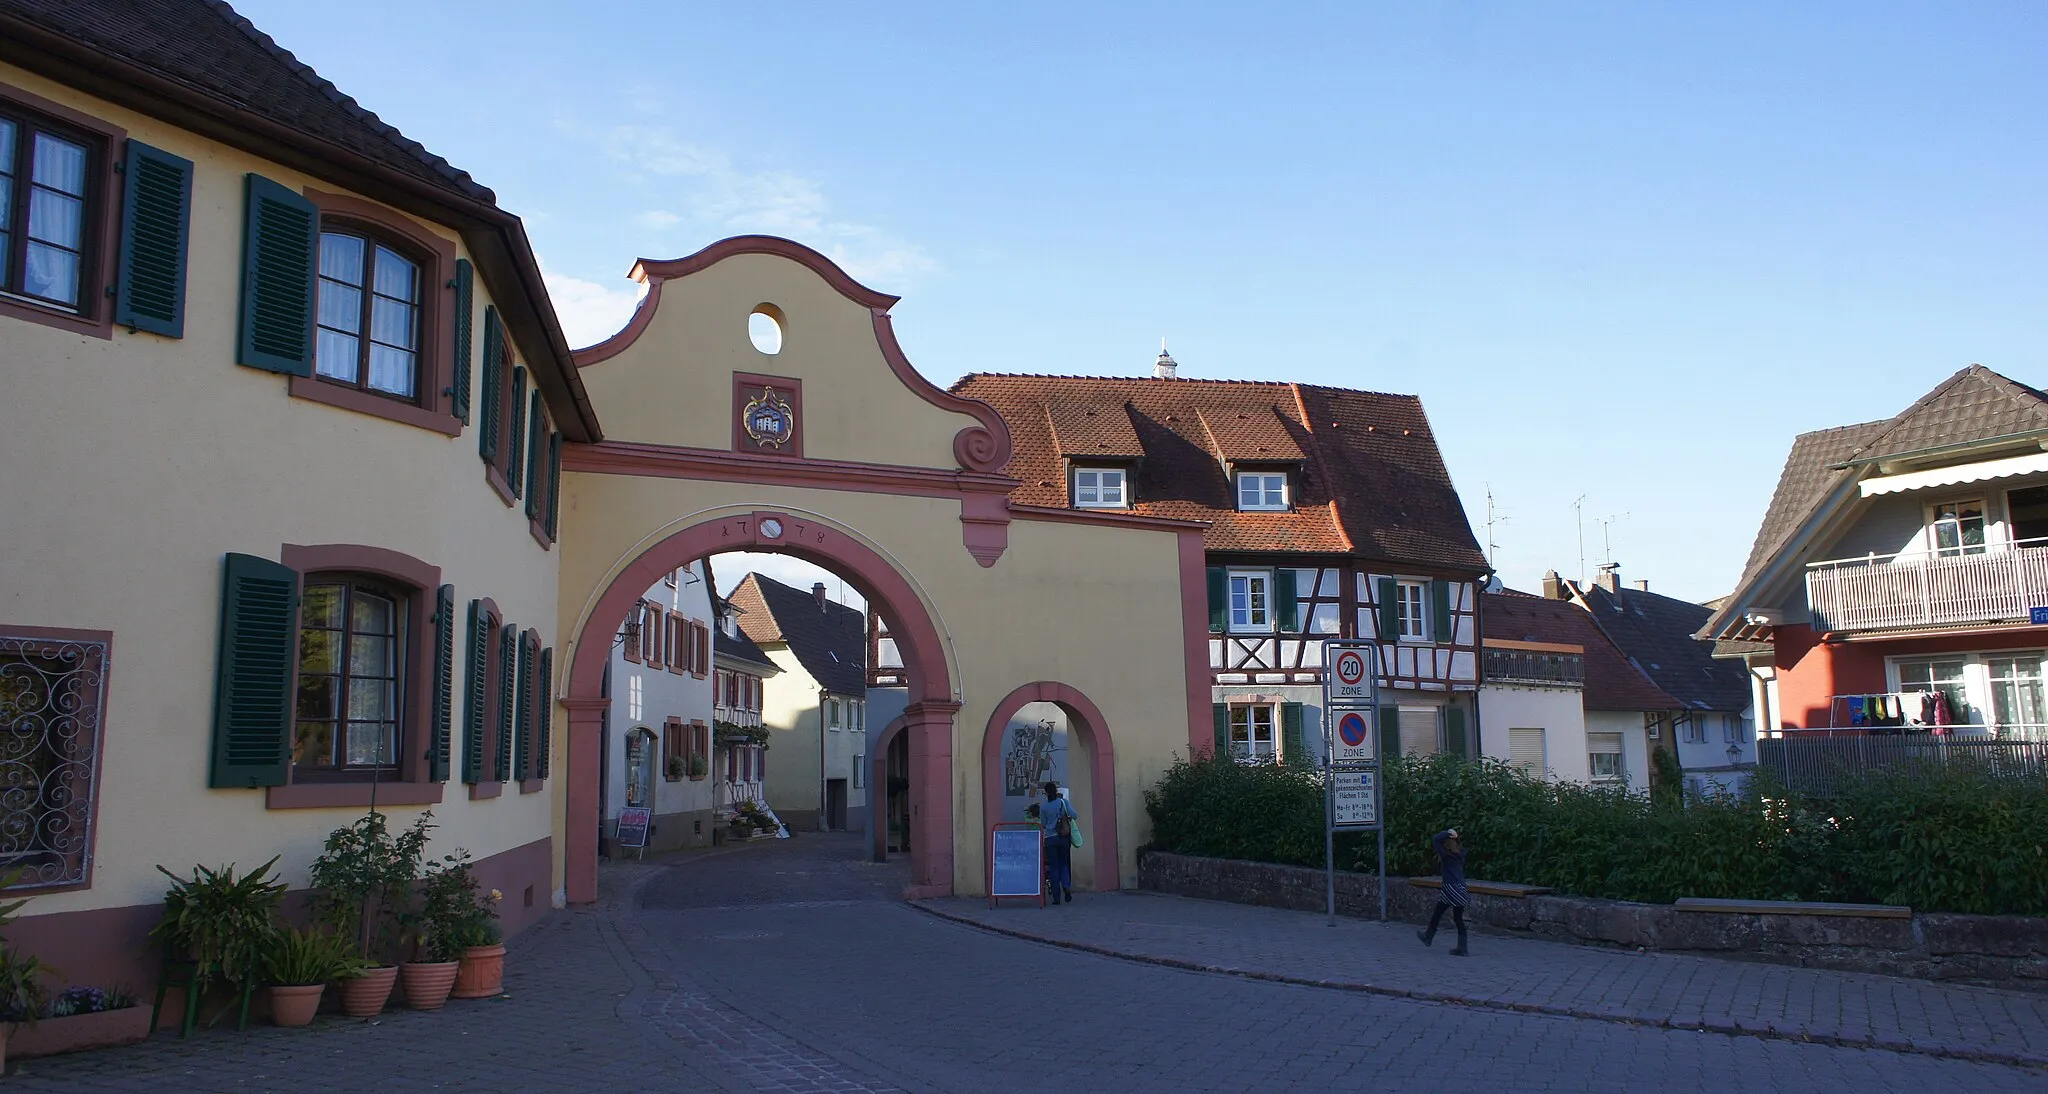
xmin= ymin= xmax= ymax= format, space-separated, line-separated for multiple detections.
xmin=151 ymin=858 xmax=284 ymax=1029
xmin=309 ymin=810 xmax=432 ymax=1018
xmin=262 ymin=927 xmax=364 ymax=1028
xmin=399 ymin=849 xmax=488 ymax=1011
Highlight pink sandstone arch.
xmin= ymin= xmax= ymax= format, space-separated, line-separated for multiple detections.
xmin=980 ymin=682 xmax=1120 ymax=889
xmin=562 ymin=511 xmax=959 ymax=903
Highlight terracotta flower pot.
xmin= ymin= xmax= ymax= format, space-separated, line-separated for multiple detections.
xmin=268 ymin=984 xmax=325 ymax=1028
xmin=338 ymin=965 xmax=398 ymax=1018
xmin=451 ymin=944 xmax=505 ymax=999
xmin=399 ymin=961 xmax=460 ymax=1011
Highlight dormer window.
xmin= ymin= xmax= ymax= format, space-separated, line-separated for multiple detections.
xmin=1073 ymin=467 xmax=1128 ymax=508
xmin=1237 ymin=471 xmax=1289 ymax=511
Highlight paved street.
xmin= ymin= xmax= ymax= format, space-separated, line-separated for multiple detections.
xmin=12 ymin=835 xmax=2047 ymax=1092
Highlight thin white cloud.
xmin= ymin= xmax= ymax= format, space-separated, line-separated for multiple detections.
xmin=586 ymin=122 xmax=936 ymax=290
xmin=539 ymin=259 xmax=647 ymax=350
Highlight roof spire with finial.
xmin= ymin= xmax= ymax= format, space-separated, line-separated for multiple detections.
xmin=1154 ymin=337 xmax=1178 ymax=379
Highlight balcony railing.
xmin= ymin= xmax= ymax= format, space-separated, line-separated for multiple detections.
xmin=1805 ymin=538 xmax=2048 ymax=632
xmin=1482 ymin=647 xmax=1585 ymax=688
xmin=1759 ymin=735 xmax=2048 ymax=796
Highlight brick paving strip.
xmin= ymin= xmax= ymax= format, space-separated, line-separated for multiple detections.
xmin=913 ymin=890 xmax=2048 ymax=1070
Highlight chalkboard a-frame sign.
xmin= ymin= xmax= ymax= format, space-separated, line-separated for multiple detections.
xmin=616 ymin=807 xmax=653 ymax=851
xmin=988 ymin=822 xmax=1044 ymax=908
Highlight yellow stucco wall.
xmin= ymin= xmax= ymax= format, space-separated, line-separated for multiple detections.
xmin=0 ymin=64 xmax=562 ymax=917
xmin=559 ymin=249 xmax=1195 ymax=893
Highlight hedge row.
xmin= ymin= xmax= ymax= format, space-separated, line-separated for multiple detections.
xmin=1142 ymin=753 xmax=2048 ymax=915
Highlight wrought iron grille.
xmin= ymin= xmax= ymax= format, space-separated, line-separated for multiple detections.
xmin=0 ymin=635 xmax=107 ymax=889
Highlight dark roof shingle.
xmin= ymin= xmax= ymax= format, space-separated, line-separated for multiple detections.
xmin=1576 ymin=585 xmax=1752 ymax=713
xmin=728 ymin=574 xmax=867 ymax=696
xmin=1482 ymin=591 xmax=1679 ymax=712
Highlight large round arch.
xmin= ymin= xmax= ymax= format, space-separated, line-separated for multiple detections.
xmin=980 ymin=682 xmax=1119 ymax=889
xmin=562 ymin=510 xmax=960 ymax=902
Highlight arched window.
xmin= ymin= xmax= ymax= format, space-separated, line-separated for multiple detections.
xmin=314 ymin=229 xmax=422 ymax=400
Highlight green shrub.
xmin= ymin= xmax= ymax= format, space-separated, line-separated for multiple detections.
xmin=1142 ymin=752 xmax=2048 ymax=915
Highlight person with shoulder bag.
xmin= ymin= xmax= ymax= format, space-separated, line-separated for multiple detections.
xmin=1038 ymin=780 xmax=1080 ymax=905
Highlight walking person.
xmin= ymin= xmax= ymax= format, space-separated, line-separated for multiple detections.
xmin=1417 ymin=827 xmax=1470 ymax=956
xmin=1038 ymin=780 xmax=1078 ymax=905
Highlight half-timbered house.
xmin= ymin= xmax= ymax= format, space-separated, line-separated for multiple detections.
xmin=956 ymin=356 xmax=1490 ymax=766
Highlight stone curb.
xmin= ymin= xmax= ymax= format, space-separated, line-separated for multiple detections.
xmin=908 ymin=900 xmax=2048 ymax=1071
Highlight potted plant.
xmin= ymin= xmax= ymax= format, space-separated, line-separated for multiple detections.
xmin=400 ymin=850 xmax=491 ymax=1010
xmin=151 ymin=858 xmax=284 ymax=1028
xmin=665 ymin=754 xmax=687 ymax=781
xmin=262 ymin=927 xmax=363 ymax=1028
xmin=309 ymin=811 xmax=432 ymax=1018
xmin=688 ymin=755 xmax=708 ymax=779
xmin=418 ymin=853 xmax=507 ymax=1000
xmin=450 ymin=916 xmax=505 ymax=1000
xmin=9 ymin=986 xmax=150 ymax=1059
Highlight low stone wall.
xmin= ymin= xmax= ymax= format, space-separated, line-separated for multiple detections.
xmin=1139 ymin=850 xmax=2048 ymax=990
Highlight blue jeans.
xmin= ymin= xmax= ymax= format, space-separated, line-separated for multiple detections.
xmin=1044 ymin=836 xmax=1073 ymax=898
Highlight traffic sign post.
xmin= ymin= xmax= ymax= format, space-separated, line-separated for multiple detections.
xmin=1321 ymin=638 xmax=1385 ymax=926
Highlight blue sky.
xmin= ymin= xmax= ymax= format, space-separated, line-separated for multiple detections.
xmin=238 ymin=1 xmax=2048 ymax=602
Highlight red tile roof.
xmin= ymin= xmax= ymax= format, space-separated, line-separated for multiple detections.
xmin=1483 ymin=590 xmax=1681 ymax=712
xmin=952 ymin=374 xmax=1486 ymax=570
xmin=1045 ymin=402 xmax=1145 ymax=458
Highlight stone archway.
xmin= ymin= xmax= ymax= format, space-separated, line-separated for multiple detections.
xmin=562 ymin=510 xmax=959 ymax=903
xmin=980 ymin=682 xmax=1120 ymax=890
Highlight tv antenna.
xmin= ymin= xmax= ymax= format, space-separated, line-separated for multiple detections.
xmin=1483 ymin=485 xmax=1510 ymax=569
xmin=1600 ymin=511 xmax=1630 ymax=570
xmin=1572 ymin=495 xmax=1589 ymax=585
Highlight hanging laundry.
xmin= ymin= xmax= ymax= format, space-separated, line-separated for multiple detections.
xmin=1847 ymin=696 xmax=1867 ymax=726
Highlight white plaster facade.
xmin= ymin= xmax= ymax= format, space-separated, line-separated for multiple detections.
xmin=605 ymin=562 xmax=717 ymax=851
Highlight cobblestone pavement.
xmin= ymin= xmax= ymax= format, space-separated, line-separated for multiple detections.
xmin=918 ymin=888 xmax=2048 ymax=1067
xmin=11 ymin=835 xmax=2045 ymax=1092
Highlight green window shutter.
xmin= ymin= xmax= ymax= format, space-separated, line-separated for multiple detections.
xmin=115 ymin=140 xmax=192 ymax=338
xmin=536 ymin=647 xmax=554 ymax=780
xmin=1376 ymin=577 xmax=1398 ymax=640
xmin=1206 ymin=567 xmax=1226 ymax=632
xmin=514 ymin=633 xmax=534 ymax=781
xmin=428 ymin=584 xmax=455 ymax=782
xmin=1281 ymin=702 xmax=1305 ymax=767
xmin=236 ymin=174 xmax=316 ymax=375
xmin=1379 ymin=706 xmax=1400 ymax=761
xmin=210 ymin=552 xmax=299 ymax=788
xmin=545 ymin=432 xmax=563 ymax=540
xmin=1212 ymin=703 xmax=1229 ymax=758
xmin=524 ymin=392 xmax=545 ymax=521
xmin=449 ymin=259 xmax=473 ymax=423
xmin=463 ymin=599 xmax=489 ymax=784
xmin=496 ymin=624 xmax=516 ymax=782
xmin=507 ymin=366 xmax=528 ymax=498
xmin=1445 ymin=706 xmax=1469 ymax=758
xmin=1276 ymin=569 xmax=1299 ymax=634
xmin=478 ymin=308 xmax=503 ymax=462
xmin=1432 ymin=579 xmax=1453 ymax=643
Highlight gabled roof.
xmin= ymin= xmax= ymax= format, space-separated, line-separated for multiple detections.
xmin=0 ymin=0 xmax=600 ymax=440
xmin=1575 ymin=585 xmax=1752 ymax=713
xmin=711 ymin=599 xmax=780 ymax=674
xmin=1482 ymin=590 xmax=1680 ymax=712
xmin=952 ymin=373 xmax=1486 ymax=570
xmin=727 ymin=574 xmax=867 ymax=696
xmin=1710 ymin=365 xmax=2048 ymax=637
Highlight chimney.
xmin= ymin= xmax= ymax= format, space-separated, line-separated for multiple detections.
xmin=1596 ymin=564 xmax=1621 ymax=593
xmin=1541 ymin=569 xmax=1564 ymax=599
xmin=1633 ymin=579 xmax=1650 ymax=592
xmin=1154 ymin=340 xmax=1177 ymax=379
xmin=813 ymin=582 xmax=828 ymax=611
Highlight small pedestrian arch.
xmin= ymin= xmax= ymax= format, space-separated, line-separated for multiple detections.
xmin=561 ymin=508 xmax=961 ymax=903
xmin=980 ymin=682 xmax=1119 ymax=889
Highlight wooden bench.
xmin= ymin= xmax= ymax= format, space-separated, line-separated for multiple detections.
xmin=1408 ymin=877 xmax=1553 ymax=899
xmin=1673 ymin=897 xmax=1911 ymax=919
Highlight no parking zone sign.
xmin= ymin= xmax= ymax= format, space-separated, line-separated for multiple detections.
xmin=1331 ymin=708 xmax=1375 ymax=765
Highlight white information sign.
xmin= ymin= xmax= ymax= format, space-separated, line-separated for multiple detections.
xmin=1333 ymin=770 xmax=1379 ymax=828
xmin=1331 ymin=646 xmax=1373 ymax=702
